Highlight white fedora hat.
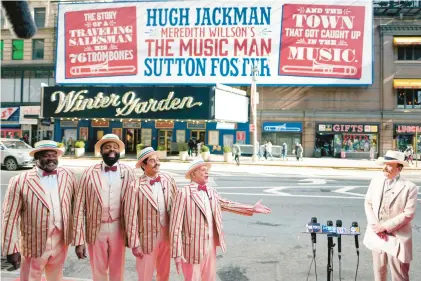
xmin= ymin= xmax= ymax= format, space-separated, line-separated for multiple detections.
xmin=29 ymin=140 xmax=64 ymax=157
xmin=185 ymin=159 xmax=211 ymax=180
xmin=94 ymin=134 xmax=125 ymax=152
xmin=135 ymin=147 xmax=158 ymax=168
xmin=376 ymin=150 xmax=409 ymax=167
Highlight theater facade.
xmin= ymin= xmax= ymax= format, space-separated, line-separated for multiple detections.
xmin=41 ymin=85 xmax=249 ymax=154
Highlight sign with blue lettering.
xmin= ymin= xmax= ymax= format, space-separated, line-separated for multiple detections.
xmin=262 ymin=122 xmax=302 ymax=133
xmin=55 ymin=0 xmax=373 ymax=86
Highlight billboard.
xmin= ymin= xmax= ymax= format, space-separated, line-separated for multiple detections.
xmin=55 ymin=0 xmax=373 ymax=86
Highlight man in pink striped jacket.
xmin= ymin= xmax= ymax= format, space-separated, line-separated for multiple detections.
xmin=2 ymin=140 xmax=77 ymax=281
xmin=123 ymin=147 xmax=178 ymax=281
xmin=73 ymin=134 xmax=136 ymax=281
xmin=170 ymin=159 xmax=271 ymax=281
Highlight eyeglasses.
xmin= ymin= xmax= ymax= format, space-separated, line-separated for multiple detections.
xmin=147 ymin=158 xmax=160 ymax=165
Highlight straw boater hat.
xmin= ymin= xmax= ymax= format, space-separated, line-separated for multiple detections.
xmin=29 ymin=140 xmax=64 ymax=157
xmin=136 ymin=147 xmax=158 ymax=168
xmin=185 ymin=159 xmax=211 ymax=180
xmin=376 ymin=150 xmax=409 ymax=167
xmin=94 ymin=134 xmax=125 ymax=152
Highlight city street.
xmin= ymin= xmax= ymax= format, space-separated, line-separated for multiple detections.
xmin=1 ymin=161 xmax=420 ymax=281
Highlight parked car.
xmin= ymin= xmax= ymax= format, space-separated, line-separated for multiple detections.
xmin=0 ymin=138 xmax=34 ymax=171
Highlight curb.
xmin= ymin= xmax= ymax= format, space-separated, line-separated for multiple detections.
xmin=60 ymin=156 xmax=421 ymax=171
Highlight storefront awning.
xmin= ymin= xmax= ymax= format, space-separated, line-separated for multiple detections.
xmin=393 ymin=37 xmax=421 ymax=46
xmin=393 ymin=79 xmax=421 ymax=89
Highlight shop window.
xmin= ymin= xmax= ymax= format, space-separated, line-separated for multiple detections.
xmin=397 ymin=89 xmax=421 ymax=109
xmin=0 ymin=40 xmax=3 ymax=60
xmin=397 ymin=46 xmax=421 ymax=61
xmin=32 ymin=39 xmax=44 ymax=60
xmin=12 ymin=40 xmax=24 ymax=60
xmin=34 ymin=7 xmax=46 ymax=28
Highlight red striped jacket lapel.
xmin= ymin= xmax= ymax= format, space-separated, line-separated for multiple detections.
xmin=57 ymin=167 xmax=67 ymax=205
xmin=92 ymin=164 xmax=103 ymax=205
xmin=139 ymin=175 xmax=158 ymax=210
xmin=160 ymin=173 xmax=172 ymax=212
xmin=190 ymin=187 xmax=207 ymax=217
xmin=26 ymin=168 xmax=49 ymax=210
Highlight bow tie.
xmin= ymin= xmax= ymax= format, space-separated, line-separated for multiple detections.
xmin=198 ymin=185 xmax=207 ymax=192
xmin=42 ymin=170 xmax=57 ymax=177
xmin=105 ymin=166 xmax=117 ymax=172
xmin=150 ymin=176 xmax=161 ymax=185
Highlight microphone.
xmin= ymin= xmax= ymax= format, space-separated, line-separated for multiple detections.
xmin=310 ymin=217 xmax=317 ymax=245
xmin=352 ymin=221 xmax=360 ymax=256
xmin=336 ymin=220 xmax=342 ymax=260
xmin=2 ymin=1 xmax=37 ymax=39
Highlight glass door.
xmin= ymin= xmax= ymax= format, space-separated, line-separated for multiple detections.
xmin=158 ymin=130 xmax=173 ymax=152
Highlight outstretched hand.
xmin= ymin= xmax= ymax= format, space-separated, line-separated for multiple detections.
xmin=253 ymin=199 xmax=271 ymax=214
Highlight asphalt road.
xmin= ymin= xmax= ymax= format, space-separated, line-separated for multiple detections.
xmin=1 ymin=163 xmax=421 ymax=281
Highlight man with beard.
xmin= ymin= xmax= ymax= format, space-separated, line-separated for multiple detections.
xmin=73 ymin=134 xmax=136 ymax=281
xmin=2 ymin=140 xmax=77 ymax=281
xmin=123 ymin=147 xmax=177 ymax=281
xmin=171 ymin=159 xmax=271 ymax=281
xmin=363 ymin=150 xmax=418 ymax=281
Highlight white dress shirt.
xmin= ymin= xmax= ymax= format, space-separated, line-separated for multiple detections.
xmin=37 ymin=167 xmax=62 ymax=233
xmin=147 ymin=175 xmax=167 ymax=227
xmin=101 ymin=162 xmax=122 ymax=222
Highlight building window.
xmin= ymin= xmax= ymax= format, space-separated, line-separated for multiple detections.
xmin=397 ymin=46 xmax=421 ymax=61
xmin=1 ymin=70 xmax=22 ymax=102
xmin=0 ymin=40 xmax=3 ymax=60
xmin=34 ymin=7 xmax=46 ymax=28
xmin=397 ymin=89 xmax=421 ymax=109
xmin=12 ymin=40 xmax=24 ymax=60
xmin=32 ymin=39 xmax=44 ymax=60
xmin=1 ymin=10 xmax=4 ymax=28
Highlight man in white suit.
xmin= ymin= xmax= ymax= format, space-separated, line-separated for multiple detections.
xmin=363 ymin=150 xmax=418 ymax=281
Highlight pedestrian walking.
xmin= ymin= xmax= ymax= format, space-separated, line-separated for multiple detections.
xmin=233 ymin=142 xmax=241 ymax=166
xmin=363 ymin=150 xmax=418 ymax=281
xmin=170 ymin=159 xmax=271 ymax=281
xmin=281 ymin=142 xmax=288 ymax=161
xmin=188 ymin=139 xmax=195 ymax=157
xmin=123 ymin=147 xmax=178 ymax=281
xmin=266 ymin=140 xmax=274 ymax=160
xmin=2 ymin=140 xmax=77 ymax=281
xmin=404 ymin=145 xmax=414 ymax=165
xmin=73 ymin=134 xmax=136 ymax=281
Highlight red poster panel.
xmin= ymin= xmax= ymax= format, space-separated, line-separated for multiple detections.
xmin=236 ymin=131 xmax=245 ymax=142
xmin=65 ymin=7 xmax=138 ymax=79
xmin=279 ymin=4 xmax=365 ymax=79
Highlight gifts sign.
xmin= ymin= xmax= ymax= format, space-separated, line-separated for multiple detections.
xmin=65 ymin=7 xmax=138 ymax=78
xmin=279 ymin=4 xmax=365 ymax=79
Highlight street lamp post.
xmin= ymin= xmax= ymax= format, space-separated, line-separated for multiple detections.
xmin=251 ymin=65 xmax=258 ymax=162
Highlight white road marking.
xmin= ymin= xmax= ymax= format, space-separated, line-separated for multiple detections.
xmin=334 ymin=186 xmax=366 ymax=197
xmin=298 ymin=178 xmax=328 ymax=185
xmin=263 ymin=187 xmax=290 ymax=196
xmin=218 ymin=192 xmax=365 ymax=200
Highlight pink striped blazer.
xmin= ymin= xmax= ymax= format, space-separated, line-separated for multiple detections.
xmin=2 ymin=167 xmax=77 ymax=257
xmin=170 ymin=183 xmax=254 ymax=264
xmin=123 ymin=173 xmax=177 ymax=253
xmin=72 ymin=163 xmax=136 ymax=246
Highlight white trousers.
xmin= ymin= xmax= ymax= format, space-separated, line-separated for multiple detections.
xmin=87 ymin=220 xmax=126 ymax=281
xmin=20 ymin=228 xmax=68 ymax=281
xmin=182 ymin=237 xmax=217 ymax=281
xmin=136 ymin=226 xmax=171 ymax=281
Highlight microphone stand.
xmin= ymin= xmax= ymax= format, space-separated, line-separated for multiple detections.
xmin=326 ymin=221 xmax=335 ymax=281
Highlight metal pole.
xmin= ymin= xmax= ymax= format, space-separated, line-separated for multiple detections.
xmin=415 ymin=126 xmax=418 ymax=168
xmin=251 ymin=66 xmax=258 ymax=162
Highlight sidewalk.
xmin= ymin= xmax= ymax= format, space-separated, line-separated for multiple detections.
xmin=61 ymin=153 xmax=421 ymax=170
xmin=0 ymin=271 xmax=92 ymax=281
